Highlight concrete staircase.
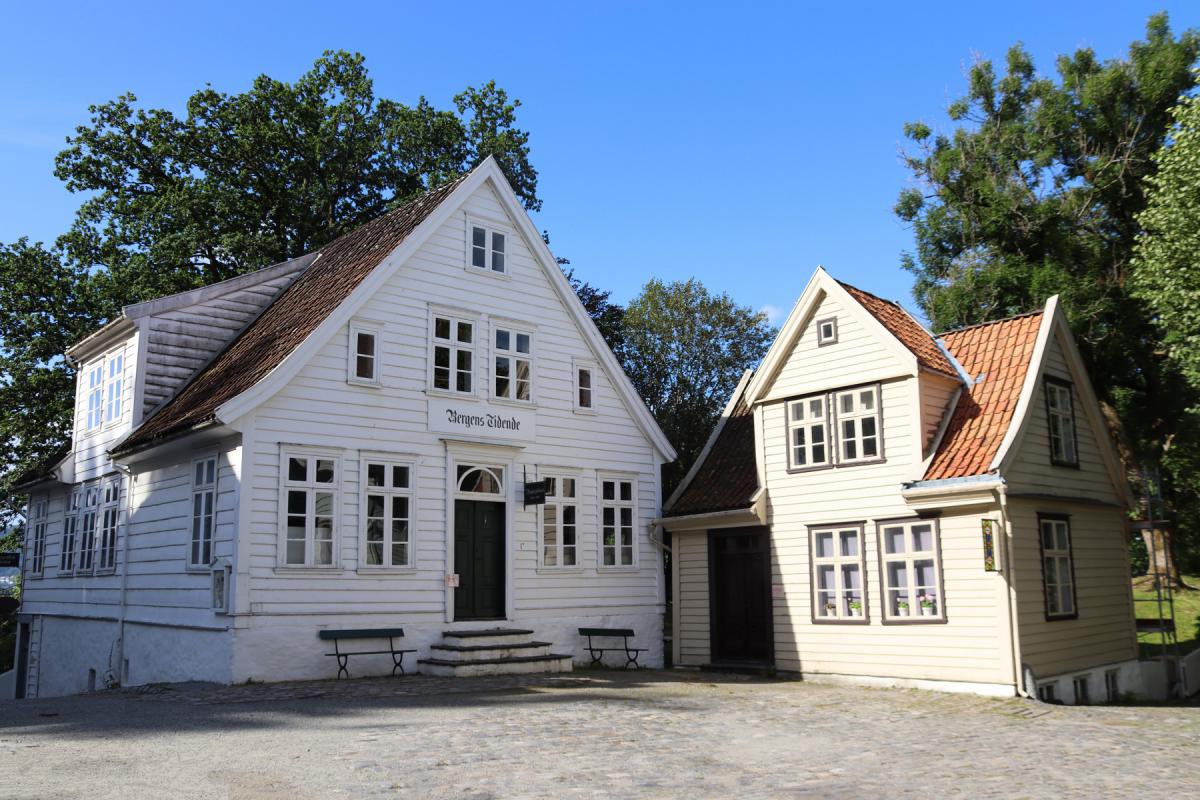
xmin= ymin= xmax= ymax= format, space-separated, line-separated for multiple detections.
xmin=418 ymin=628 xmax=574 ymax=677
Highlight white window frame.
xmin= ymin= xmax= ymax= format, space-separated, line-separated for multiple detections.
xmin=786 ymin=395 xmax=830 ymax=470
xmin=540 ymin=473 xmax=580 ymax=569
xmin=28 ymin=496 xmax=47 ymax=578
xmin=75 ymin=483 xmax=100 ymax=574
xmin=97 ymin=477 xmax=121 ymax=573
xmin=491 ymin=322 xmax=535 ymax=403
xmin=348 ymin=324 xmax=382 ymax=386
xmin=359 ymin=457 xmax=416 ymax=570
xmin=429 ymin=310 xmax=477 ymax=396
xmin=1037 ymin=683 xmax=1058 ymax=702
xmin=1039 ymin=515 xmax=1076 ymax=619
xmin=810 ymin=524 xmax=867 ymax=622
xmin=1072 ymin=674 xmax=1091 ymax=705
xmin=879 ymin=518 xmax=945 ymax=622
xmin=84 ymin=360 xmax=104 ymax=431
xmin=816 ymin=316 xmax=838 ymax=346
xmin=103 ymin=349 xmax=125 ymax=426
xmin=466 ymin=218 xmax=510 ymax=276
xmin=1045 ymin=379 xmax=1078 ymax=466
xmin=279 ymin=450 xmax=341 ymax=569
xmin=573 ymin=360 xmax=597 ymax=414
xmin=60 ymin=491 xmax=80 ymax=574
xmin=834 ymin=385 xmax=882 ymax=464
xmin=189 ymin=456 xmax=218 ymax=569
xmin=598 ymin=474 xmax=637 ymax=569
xmin=1105 ymin=669 xmax=1120 ymax=702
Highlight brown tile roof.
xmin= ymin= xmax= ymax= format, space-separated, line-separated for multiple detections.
xmin=839 ymin=282 xmax=961 ymax=379
xmin=117 ymin=176 xmax=466 ymax=453
xmin=665 ymin=392 xmax=758 ymax=517
xmin=923 ymin=311 xmax=1045 ymax=480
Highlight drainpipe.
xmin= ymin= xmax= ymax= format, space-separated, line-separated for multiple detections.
xmin=112 ymin=461 xmax=135 ymax=688
xmin=997 ymin=484 xmax=1030 ymax=698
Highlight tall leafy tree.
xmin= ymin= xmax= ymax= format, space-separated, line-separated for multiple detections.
xmin=0 ymin=51 xmax=539 ymax=532
xmin=896 ymin=14 xmax=1200 ymax=568
xmin=621 ymin=278 xmax=775 ymax=493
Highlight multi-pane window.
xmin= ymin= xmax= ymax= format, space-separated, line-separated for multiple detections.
xmin=1073 ymin=675 xmax=1090 ymax=705
xmin=880 ymin=520 xmax=943 ymax=620
xmin=575 ymin=365 xmax=594 ymax=411
xmin=1046 ymin=380 xmax=1077 ymax=466
xmin=470 ymin=224 xmax=506 ymax=273
xmin=1105 ymin=670 xmax=1120 ymax=702
xmin=28 ymin=497 xmax=47 ymax=577
xmin=600 ymin=477 xmax=635 ymax=567
xmin=836 ymin=386 xmax=880 ymax=463
xmin=61 ymin=491 xmax=80 ymax=573
xmin=85 ymin=362 xmax=104 ymax=430
xmin=98 ymin=478 xmax=121 ymax=572
xmin=282 ymin=453 xmax=338 ymax=567
xmin=105 ymin=351 xmax=124 ymax=424
xmin=787 ymin=396 xmax=828 ymax=469
xmin=432 ymin=315 xmax=475 ymax=394
xmin=494 ymin=327 xmax=532 ymax=402
xmin=191 ymin=457 xmax=217 ymax=567
xmin=1040 ymin=516 xmax=1076 ymax=618
xmin=349 ymin=327 xmax=380 ymax=384
xmin=541 ymin=476 xmax=578 ymax=568
xmin=811 ymin=526 xmax=865 ymax=620
xmin=362 ymin=460 xmax=412 ymax=568
xmin=75 ymin=485 xmax=100 ymax=573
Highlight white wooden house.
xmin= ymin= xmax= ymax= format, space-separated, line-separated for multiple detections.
xmin=662 ymin=268 xmax=1143 ymax=704
xmin=11 ymin=158 xmax=675 ymax=698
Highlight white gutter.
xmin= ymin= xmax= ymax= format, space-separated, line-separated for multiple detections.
xmin=997 ymin=484 xmax=1030 ymax=698
xmin=653 ymin=506 xmax=758 ymax=528
xmin=112 ymin=461 xmax=135 ymax=688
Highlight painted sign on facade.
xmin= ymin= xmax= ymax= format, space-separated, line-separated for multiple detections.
xmin=428 ymin=397 xmax=536 ymax=442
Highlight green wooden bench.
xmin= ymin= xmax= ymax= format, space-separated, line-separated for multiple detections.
xmin=317 ymin=628 xmax=416 ymax=679
xmin=578 ymin=627 xmax=647 ymax=669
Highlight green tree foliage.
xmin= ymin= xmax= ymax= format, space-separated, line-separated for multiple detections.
xmin=620 ymin=278 xmax=775 ymax=493
xmin=1133 ymin=79 xmax=1200 ymax=397
xmin=896 ymin=14 xmax=1200 ymax=568
xmin=0 ymin=51 xmax=538 ymax=531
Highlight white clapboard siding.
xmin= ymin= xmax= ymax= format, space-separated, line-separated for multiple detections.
xmin=762 ymin=290 xmax=910 ymax=402
xmin=1004 ymin=329 xmax=1124 ymax=504
xmin=1008 ymin=499 xmax=1137 ymax=678
xmin=140 ymin=267 xmax=304 ymax=417
xmin=919 ymin=372 xmax=959 ymax=455
xmin=674 ymin=530 xmax=710 ymax=666
xmin=72 ymin=333 xmax=138 ymax=483
xmin=242 ymin=181 xmax=662 ymax=621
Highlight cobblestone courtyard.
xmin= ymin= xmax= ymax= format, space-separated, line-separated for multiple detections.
xmin=2 ymin=670 xmax=1198 ymax=799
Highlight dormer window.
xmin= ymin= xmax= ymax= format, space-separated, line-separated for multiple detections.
xmin=84 ymin=348 xmax=125 ymax=432
xmin=348 ymin=326 xmax=380 ymax=385
xmin=85 ymin=362 xmax=104 ymax=430
xmin=105 ymin=351 xmax=124 ymax=423
xmin=469 ymin=223 xmax=506 ymax=274
xmin=816 ymin=317 xmax=838 ymax=346
xmin=1045 ymin=378 xmax=1078 ymax=466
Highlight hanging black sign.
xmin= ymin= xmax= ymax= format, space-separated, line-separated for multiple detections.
xmin=0 ymin=552 xmax=19 ymax=568
xmin=523 ymin=480 xmax=546 ymax=507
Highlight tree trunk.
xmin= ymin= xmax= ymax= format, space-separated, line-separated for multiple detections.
xmin=1141 ymin=526 xmax=1184 ymax=587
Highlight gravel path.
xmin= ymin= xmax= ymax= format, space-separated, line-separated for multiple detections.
xmin=2 ymin=670 xmax=1198 ymax=799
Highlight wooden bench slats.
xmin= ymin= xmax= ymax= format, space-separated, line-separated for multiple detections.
xmin=578 ymin=627 xmax=636 ymax=637
xmin=578 ymin=627 xmax=645 ymax=669
xmin=318 ymin=627 xmax=406 ymax=640
xmin=318 ymin=627 xmax=412 ymax=678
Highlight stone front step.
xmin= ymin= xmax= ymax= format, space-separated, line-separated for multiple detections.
xmin=417 ymin=653 xmax=574 ymax=678
xmin=429 ymin=641 xmax=554 ymax=662
xmin=440 ymin=628 xmax=537 ymax=648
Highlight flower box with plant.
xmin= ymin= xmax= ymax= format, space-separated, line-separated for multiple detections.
xmin=849 ymin=599 xmax=863 ymax=618
xmin=918 ymin=594 xmax=936 ymax=617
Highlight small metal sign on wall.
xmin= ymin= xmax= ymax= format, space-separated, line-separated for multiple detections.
xmin=981 ymin=519 xmax=999 ymax=572
xmin=522 ymin=466 xmax=546 ymax=507
xmin=0 ymin=552 xmax=19 ymax=568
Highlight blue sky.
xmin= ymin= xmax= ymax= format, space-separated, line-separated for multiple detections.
xmin=1 ymin=1 xmax=1196 ymax=327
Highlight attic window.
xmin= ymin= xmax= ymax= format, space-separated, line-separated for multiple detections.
xmin=470 ymin=223 xmax=506 ymax=274
xmin=816 ymin=317 xmax=838 ymax=346
xmin=348 ymin=326 xmax=380 ymax=385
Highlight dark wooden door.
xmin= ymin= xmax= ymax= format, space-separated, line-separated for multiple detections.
xmin=454 ymin=500 xmax=506 ymax=620
xmin=709 ymin=527 xmax=773 ymax=664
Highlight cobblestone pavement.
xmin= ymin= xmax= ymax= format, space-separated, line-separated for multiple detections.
xmin=2 ymin=670 xmax=1198 ymax=799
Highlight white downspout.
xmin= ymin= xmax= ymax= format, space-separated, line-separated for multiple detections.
xmin=997 ymin=484 xmax=1030 ymax=698
xmin=112 ymin=461 xmax=135 ymax=688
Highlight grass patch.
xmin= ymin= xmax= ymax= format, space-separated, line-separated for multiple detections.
xmin=1133 ymin=574 xmax=1200 ymax=657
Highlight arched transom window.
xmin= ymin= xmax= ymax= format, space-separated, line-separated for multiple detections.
xmin=456 ymin=465 xmax=504 ymax=496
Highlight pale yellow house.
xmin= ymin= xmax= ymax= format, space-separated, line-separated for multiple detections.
xmin=662 ymin=268 xmax=1140 ymax=704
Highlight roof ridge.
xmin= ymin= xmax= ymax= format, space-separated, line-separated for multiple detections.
xmin=937 ymin=308 xmax=1044 ymax=337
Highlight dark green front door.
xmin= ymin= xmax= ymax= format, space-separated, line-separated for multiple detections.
xmin=454 ymin=500 xmax=506 ymax=620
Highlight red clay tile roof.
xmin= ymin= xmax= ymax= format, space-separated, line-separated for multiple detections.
xmin=839 ymin=282 xmax=961 ymax=379
xmin=923 ymin=311 xmax=1045 ymax=480
xmin=117 ymin=176 xmax=466 ymax=453
xmin=665 ymin=392 xmax=758 ymax=517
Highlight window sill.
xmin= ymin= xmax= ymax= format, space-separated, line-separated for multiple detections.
xmin=1049 ymin=459 xmax=1081 ymax=470
xmin=536 ymin=567 xmax=585 ymax=575
xmin=787 ymin=463 xmax=834 ymax=475
xmin=835 ymin=457 xmax=887 ymax=469
xmin=881 ymin=615 xmax=947 ymax=625
xmin=94 ymin=568 xmax=117 ymax=577
xmin=346 ymin=378 xmax=382 ymax=389
xmin=273 ymin=567 xmax=345 ymax=575
xmin=597 ymin=566 xmax=640 ymax=573
xmin=489 ymin=397 xmax=537 ymax=410
xmin=1044 ymin=612 xmax=1079 ymax=622
xmin=426 ymin=388 xmax=480 ymax=402
xmin=355 ymin=567 xmax=418 ymax=575
xmin=185 ymin=565 xmax=214 ymax=574
xmin=572 ymin=407 xmax=598 ymax=416
xmin=464 ymin=264 xmax=513 ymax=281
xmin=812 ymin=616 xmax=870 ymax=625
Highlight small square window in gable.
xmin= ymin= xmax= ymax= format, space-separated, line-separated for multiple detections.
xmin=468 ymin=221 xmax=507 ymax=274
xmin=816 ymin=317 xmax=838 ymax=346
